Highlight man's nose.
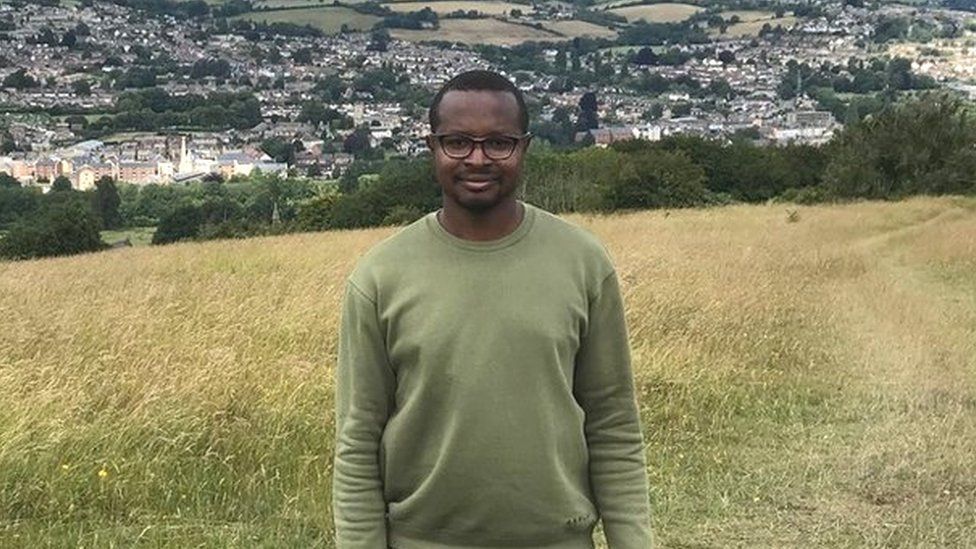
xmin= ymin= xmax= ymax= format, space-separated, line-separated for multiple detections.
xmin=464 ymin=142 xmax=492 ymax=165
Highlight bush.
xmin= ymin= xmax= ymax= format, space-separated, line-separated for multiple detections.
xmin=0 ymin=198 xmax=106 ymax=260
xmin=824 ymin=93 xmax=976 ymax=199
xmin=296 ymin=193 xmax=340 ymax=231
xmin=382 ymin=204 xmax=424 ymax=226
xmin=152 ymin=205 xmax=202 ymax=245
xmin=776 ymin=185 xmax=833 ymax=205
xmin=599 ymin=150 xmax=708 ymax=211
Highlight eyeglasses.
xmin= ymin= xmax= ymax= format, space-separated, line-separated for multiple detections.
xmin=430 ymin=132 xmax=532 ymax=160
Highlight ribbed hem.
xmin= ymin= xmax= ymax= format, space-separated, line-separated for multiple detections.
xmin=425 ymin=201 xmax=537 ymax=253
xmin=388 ymin=528 xmax=595 ymax=549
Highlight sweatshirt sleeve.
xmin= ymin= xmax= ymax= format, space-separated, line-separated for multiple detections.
xmin=574 ymin=270 xmax=653 ymax=549
xmin=333 ymin=279 xmax=396 ymax=548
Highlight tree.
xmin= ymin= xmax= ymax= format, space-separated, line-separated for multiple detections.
xmin=92 ymin=176 xmax=121 ymax=229
xmin=600 ymin=150 xmax=708 ymax=210
xmin=632 ymin=47 xmax=658 ymax=66
xmin=3 ymin=69 xmax=38 ymax=90
xmin=51 ymin=175 xmax=73 ymax=192
xmin=61 ymin=29 xmax=77 ymax=48
xmin=292 ymin=48 xmax=313 ymax=65
xmin=576 ymin=92 xmax=599 ymax=131
xmin=343 ymin=126 xmax=372 ymax=156
xmin=71 ymin=79 xmax=92 ymax=97
xmin=0 ymin=172 xmax=19 ymax=188
xmin=824 ymin=93 xmax=976 ymax=198
xmin=261 ymin=137 xmax=296 ymax=164
xmin=152 ymin=204 xmax=203 ymax=245
xmin=0 ymin=198 xmax=106 ymax=260
xmin=368 ymin=28 xmax=391 ymax=52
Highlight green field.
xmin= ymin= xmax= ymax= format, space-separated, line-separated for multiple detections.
xmin=100 ymin=227 xmax=157 ymax=247
xmin=546 ymin=20 xmax=618 ymax=39
xmin=608 ymin=2 xmax=702 ymax=22
xmin=1 ymin=197 xmax=975 ymax=546
xmin=232 ymin=6 xmax=379 ymax=33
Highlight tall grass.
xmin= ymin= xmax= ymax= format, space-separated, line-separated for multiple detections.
xmin=1 ymin=197 xmax=974 ymax=547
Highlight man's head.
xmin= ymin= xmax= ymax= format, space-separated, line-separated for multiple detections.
xmin=426 ymin=70 xmax=532 ymax=214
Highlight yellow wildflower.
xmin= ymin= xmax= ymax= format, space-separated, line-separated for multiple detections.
xmin=98 ymin=469 xmax=109 ymax=479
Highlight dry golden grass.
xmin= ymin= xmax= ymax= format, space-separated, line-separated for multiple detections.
xmin=609 ymin=2 xmax=703 ymax=23
xmin=1 ymin=196 xmax=975 ymax=546
xmin=390 ymin=18 xmax=560 ymax=45
xmin=717 ymin=14 xmax=797 ymax=37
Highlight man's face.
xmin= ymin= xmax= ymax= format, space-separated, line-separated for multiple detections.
xmin=427 ymin=90 xmax=530 ymax=214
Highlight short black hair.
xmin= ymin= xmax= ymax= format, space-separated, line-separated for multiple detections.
xmin=428 ymin=70 xmax=529 ymax=134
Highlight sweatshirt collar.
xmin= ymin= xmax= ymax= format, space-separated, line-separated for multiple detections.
xmin=425 ymin=201 xmax=536 ymax=252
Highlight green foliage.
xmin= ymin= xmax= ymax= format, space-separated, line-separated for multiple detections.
xmin=375 ymin=7 xmax=438 ymax=30
xmin=600 ymin=150 xmax=708 ymax=210
xmin=0 ymin=196 xmax=106 ymax=260
xmin=92 ymin=177 xmax=122 ymax=230
xmin=119 ymin=183 xmax=189 ymax=227
xmin=51 ymin=176 xmax=73 ymax=192
xmin=824 ymin=93 xmax=976 ymax=199
xmin=151 ymin=204 xmax=202 ymax=245
xmin=261 ymin=137 xmax=297 ymax=164
xmin=618 ymin=21 xmax=709 ymax=46
xmin=650 ymin=136 xmax=827 ymax=201
xmin=296 ymin=158 xmax=437 ymax=231
xmin=776 ymin=185 xmax=832 ymax=205
xmin=0 ymin=172 xmax=21 ymax=189
xmin=0 ymin=185 xmax=41 ymax=229
xmin=2 ymin=68 xmax=38 ymax=90
xmin=522 ymin=147 xmax=619 ymax=212
xmin=143 ymin=175 xmax=325 ymax=244
xmin=84 ymin=88 xmax=261 ymax=137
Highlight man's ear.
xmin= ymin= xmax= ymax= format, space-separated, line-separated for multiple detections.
xmin=425 ymin=135 xmax=435 ymax=152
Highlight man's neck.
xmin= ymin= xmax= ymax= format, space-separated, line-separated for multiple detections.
xmin=437 ymin=199 xmax=523 ymax=241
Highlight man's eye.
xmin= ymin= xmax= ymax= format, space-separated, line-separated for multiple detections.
xmin=443 ymin=136 xmax=470 ymax=149
xmin=486 ymin=137 xmax=513 ymax=150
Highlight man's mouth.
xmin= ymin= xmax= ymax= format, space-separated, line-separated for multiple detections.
xmin=458 ymin=177 xmax=497 ymax=192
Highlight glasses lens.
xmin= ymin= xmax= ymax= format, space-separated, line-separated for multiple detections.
xmin=441 ymin=135 xmax=472 ymax=157
xmin=484 ymin=137 xmax=516 ymax=159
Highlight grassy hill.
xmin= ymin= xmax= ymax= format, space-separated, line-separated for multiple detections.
xmin=1 ymin=197 xmax=975 ymax=546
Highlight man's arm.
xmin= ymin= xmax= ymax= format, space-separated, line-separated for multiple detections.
xmin=333 ymin=280 xmax=396 ymax=548
xmin=573 ymin=270 xmax=653 ymax=549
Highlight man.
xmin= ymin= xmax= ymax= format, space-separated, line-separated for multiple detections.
xmin=333 ymin=70 xmax=652 ymax=548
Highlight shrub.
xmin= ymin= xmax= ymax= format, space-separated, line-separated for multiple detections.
xmin=0 ymin=198 xmax=106 ymax=260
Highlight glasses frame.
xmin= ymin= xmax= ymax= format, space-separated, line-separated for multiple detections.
xmin=429 ymin=132 xmax=533 ymax=161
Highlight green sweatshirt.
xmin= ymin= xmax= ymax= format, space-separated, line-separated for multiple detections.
xmin=333 ymin=201 xmax=652 ymax=549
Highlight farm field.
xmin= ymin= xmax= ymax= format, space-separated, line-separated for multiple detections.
xmin=1 ymin=196 xmax=975 ymax=546
xmin=232 ymin=6 xmax=379 ymax=34
xmin=608 ymin=2 xmax=703 ymax=23
xmin=383 ymin=0 xmax=529 ymax=14
xmin=716 ymin=13 xmax=797 ymax=37
xmin=390 ymin=18 xmax=561 ymax=45
xmin=719 ymin=9 xmax=777 ymax=22
xmin=546 ymin=19 xmax=618 ymax=39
